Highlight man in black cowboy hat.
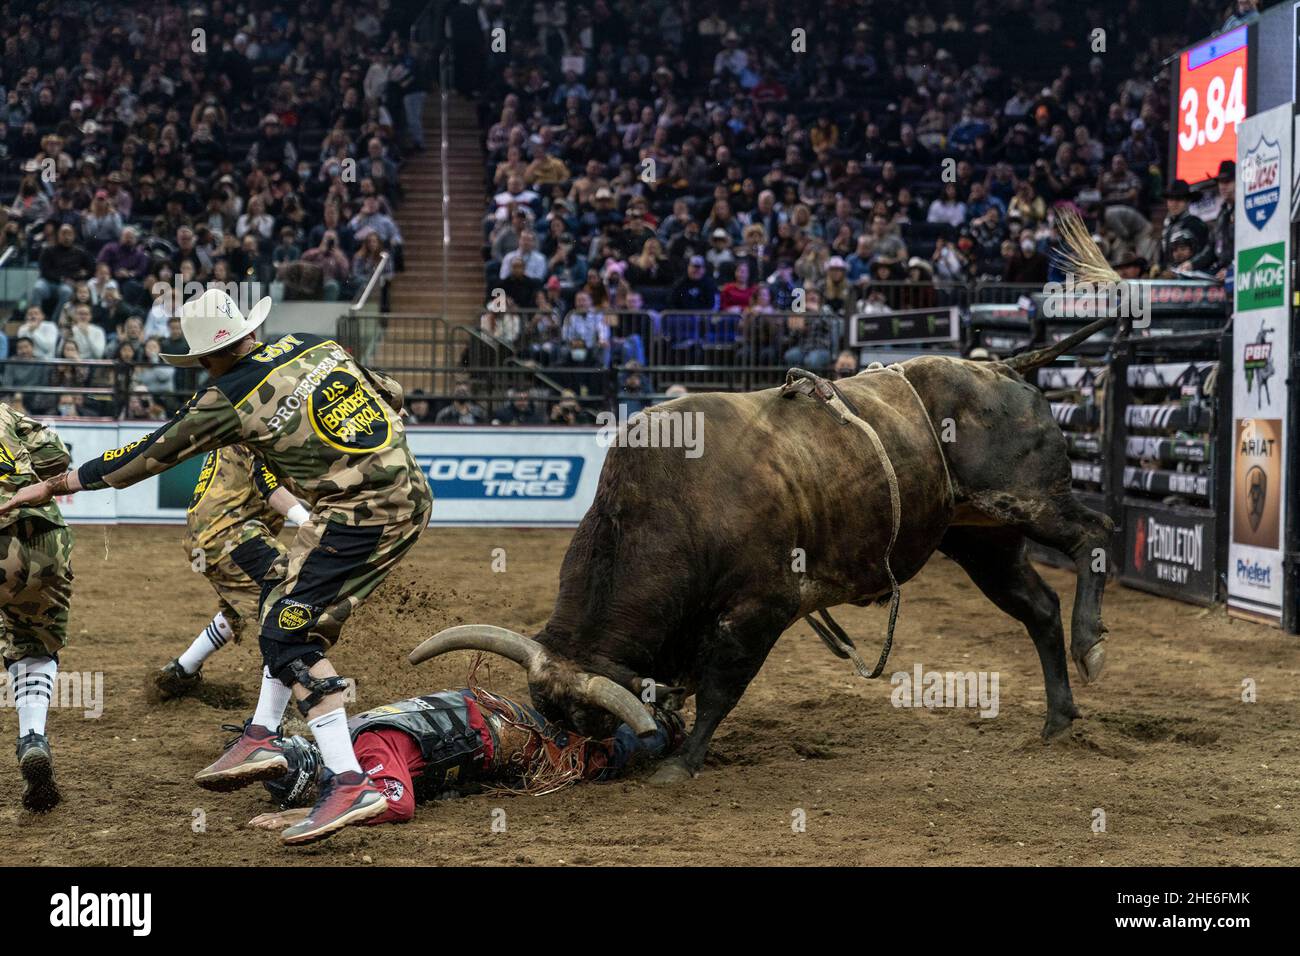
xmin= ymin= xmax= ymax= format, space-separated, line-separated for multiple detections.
xmin=1160 ymin=179 xmax=1212 ymax=273
xmin=1114 ymin=252 xmax=1149 ymax=281
xmin=1210 ymin=160 xmax=1236 ymax=279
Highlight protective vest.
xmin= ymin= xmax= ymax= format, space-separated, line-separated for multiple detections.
xmin=348 ymin=692 xmax=488 ymax=798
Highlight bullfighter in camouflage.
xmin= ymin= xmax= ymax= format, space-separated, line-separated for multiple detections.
xmin=0 ymin=289 xmax=433 ymax=843
xmin=153 ymin=443 xmax=312 ymax=700
xmin=0 ymin=402 xmax=75 ymax=812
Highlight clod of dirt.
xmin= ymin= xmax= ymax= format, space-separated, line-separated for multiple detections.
xmin=1097 ymin=712 xmax=1219 ymax=746
xmin=792 ymin=741 xmax=839 ymax=760
xmin=1200 ymin=813 xmax=1280 ymax=837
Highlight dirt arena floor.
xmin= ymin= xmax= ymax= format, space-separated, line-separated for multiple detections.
xmin=2 ymin=524 xmax=1298 ymax=867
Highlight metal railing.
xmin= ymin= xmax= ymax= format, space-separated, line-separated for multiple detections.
xmin=439 ymin=44 xmax=452 ymax=308
xmin=0 ymin=357 xmax=199 ymax=416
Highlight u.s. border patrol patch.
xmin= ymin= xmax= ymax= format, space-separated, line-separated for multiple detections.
xmin=307 ymin=369 xmax=392 ymax=453
xmin=188 ymin=450 xmax=220 ymax=511
xmin=276 ymin=602 xmax=313 ymax=630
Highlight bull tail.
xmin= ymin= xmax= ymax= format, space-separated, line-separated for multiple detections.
xmin=1003 ymin=313 xmax=1117 ymax=374
xmin=1004 ymin=209 xmax=1123 ymax=375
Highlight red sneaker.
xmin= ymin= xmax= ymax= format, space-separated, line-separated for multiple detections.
xmin=279 ymin=769 xmax=387 ymax=845
xmin=194 ymin=721 xmax=288 ymax=792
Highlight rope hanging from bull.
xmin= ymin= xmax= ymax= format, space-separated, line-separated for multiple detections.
xmin=783 ymin=208 xmax=1119 ymax=680
xmin=778 ymin=362 xmax=948 ymax=678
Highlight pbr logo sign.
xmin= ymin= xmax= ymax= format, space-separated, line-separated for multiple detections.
xmin=1235 ymin=242 xmax=1285 ymax=311
xmin=1242 ymin=322 xmax=1276 ymax=408
xmin=1242 ymin=135 xmax=1282 ymax=229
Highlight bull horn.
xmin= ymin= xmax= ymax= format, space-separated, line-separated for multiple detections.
xmin=581 ymin=675 xmax=658 ymax=737
xmin=408 ymin=624 xmax=543 ymax=669
xmin=409 ymin=625 xmax=658 ymax=737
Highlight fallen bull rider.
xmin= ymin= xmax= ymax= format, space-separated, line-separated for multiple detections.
xmin=247 ymin=674 xmax=685 ymax=831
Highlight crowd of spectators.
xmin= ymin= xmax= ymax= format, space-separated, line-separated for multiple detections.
xmin=466 ymin=0 xmax=1256 ymax=398
xmin=1 ymin=0 xmax=430 ymax=417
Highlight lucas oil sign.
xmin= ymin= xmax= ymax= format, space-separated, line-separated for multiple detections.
xmin=1242 ymin=134 xmax=1282 ymax=228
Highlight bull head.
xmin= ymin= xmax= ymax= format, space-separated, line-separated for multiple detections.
xmin=408 ymin=625 xmax=658 ymax=737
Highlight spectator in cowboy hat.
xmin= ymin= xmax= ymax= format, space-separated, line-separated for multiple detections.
xmin=705 ymin=227 xmax=735 ymax=275
xmin=1114 ymin=252 xmax=1150 ymax=281
xmin=1159 ymin=180 xmax=1211 ymax=273
xmin=1210 ymin=160 xmax=1236 ymax=279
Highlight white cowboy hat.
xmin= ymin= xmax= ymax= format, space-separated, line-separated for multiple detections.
xmin=161 ymin=288 xmax=272 ymax=367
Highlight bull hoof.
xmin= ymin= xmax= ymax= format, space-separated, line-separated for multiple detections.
xmin=1074 ymin=640 xmax=1106 ymax=685
xmin=1040 ymin=711 xmax=1075 ymax=741
xmin=648 ymin=757 xmax=695 ymax=785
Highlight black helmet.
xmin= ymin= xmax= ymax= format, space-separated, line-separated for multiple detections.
xmin=263 ymin=734 xmax=321 ymax=809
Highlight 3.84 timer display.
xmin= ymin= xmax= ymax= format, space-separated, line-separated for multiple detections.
xmin=1175 ymin=26 xmax=1248 ymax=186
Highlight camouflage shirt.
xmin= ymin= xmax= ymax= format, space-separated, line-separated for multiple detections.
xmin=77 ymin=333 xmax=431 ymax=527
xmin=185 ymin=443 xmax=286 ymax=560
xmin=0 ymin=402 xmax=70 ymax=533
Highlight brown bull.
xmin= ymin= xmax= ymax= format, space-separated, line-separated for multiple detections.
xmin=412 ymin=313 xmax=1117 ymax=783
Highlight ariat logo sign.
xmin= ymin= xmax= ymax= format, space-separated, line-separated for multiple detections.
xmin=277 ymin=603 xmax=312 ymax=630
xmin=258 ymin=463 xmax=279 ymax=492
xmin=188 ymin=450 xmax=220 ymax=511
xmin=308 ymin=369 xmax=391 ymax=453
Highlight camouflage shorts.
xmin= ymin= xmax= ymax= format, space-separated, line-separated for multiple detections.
xmin=258 ymin=499 xmax=431 ymax=673
xmin=200 ymin=532 xmax=286 ymax=641
xmin=0 ymin=519 xmax=74 ymax=662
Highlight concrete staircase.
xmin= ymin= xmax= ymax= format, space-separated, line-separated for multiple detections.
xmin=380 ymin=91 xmax=486 ymax=390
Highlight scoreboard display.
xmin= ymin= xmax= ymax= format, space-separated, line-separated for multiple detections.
xmin=1174 ymin=26 xmax=1249 ymax=186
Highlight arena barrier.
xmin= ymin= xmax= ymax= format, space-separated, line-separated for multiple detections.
xmin=37 ymin=420 xmax=610 ymax=527
xmin=988 ymin=281 xmax=1231 ymax=610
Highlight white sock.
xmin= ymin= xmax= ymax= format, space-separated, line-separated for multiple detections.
xmin=178 ymin=613 xmax=235 ymax=674
xmin=308 ymin=708 xmax=362 ymax=775
xmin=9 ymin=657 xmax=56 ymax=737
xmin=251 ymin=667 xmax=293 ymax=731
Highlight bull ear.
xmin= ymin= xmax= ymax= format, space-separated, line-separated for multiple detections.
xmin=652 ymin=683 xmax=688 ymax=711
xmin=632 ymin=678 xmax=688 ymax=711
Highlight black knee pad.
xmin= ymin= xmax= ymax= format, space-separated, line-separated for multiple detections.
xmin=259 ymin=635 xmax=325 ymax=686
xmin=282 ymin=657 xmax=350 ymax=717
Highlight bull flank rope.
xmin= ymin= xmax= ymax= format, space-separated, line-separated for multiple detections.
xmin=779 ymin=364 xmax=953 ymax=679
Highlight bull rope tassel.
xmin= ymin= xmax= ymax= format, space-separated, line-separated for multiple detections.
xmin=781 ymin=365 xmax=955 ymax=679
